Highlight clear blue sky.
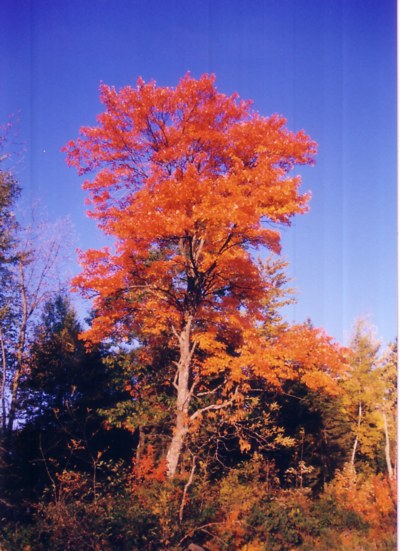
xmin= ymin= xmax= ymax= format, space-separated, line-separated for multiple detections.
xmin=1 ymin=0 xmax=397 ymax=345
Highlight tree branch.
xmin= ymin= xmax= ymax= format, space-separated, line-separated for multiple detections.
xmin=190 ymin=388 xmax=238 ymax=422
xmin=179 ymin=454 xmax=197 ymax=523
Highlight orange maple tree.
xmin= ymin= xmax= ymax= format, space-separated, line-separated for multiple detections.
xmin=64 ymin=74 xmax=345 ymax=477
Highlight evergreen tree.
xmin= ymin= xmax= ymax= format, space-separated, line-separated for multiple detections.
xmin=9 ymin=295 xmax=133 ymax=510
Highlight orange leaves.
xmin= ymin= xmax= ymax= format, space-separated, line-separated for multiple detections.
xmin=64 ymin=73 xmax=315 ymax=241
xmin=268 ymin=324 xmax=347 ymax=392
xmin=279 ymin=325 xmax=346 ymax=371
xmin=63 ymin=73 xmax=345 ymax=401
xmin=327 ymin=464 xmax=396 ymax=539
xmin=191 ymin=320 xmax=346 ymax=395
xmin=220 ymin=323 xmax=347 ymax=392
xmin=132 ymin=445 xmax=167 ymax=483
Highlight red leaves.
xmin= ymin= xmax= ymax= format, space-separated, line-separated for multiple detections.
xmin=64 ymin=73 xmax=316 ymax=235
xmin=132 ymin=445 xmax=167 ymax=483
xmin=65 ymin=73 xmax=344 ymax=396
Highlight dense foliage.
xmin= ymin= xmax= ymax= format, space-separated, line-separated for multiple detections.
xmin=1 ymin=298 xmax=396 ymax=550
xmin=0 ymin=78 xmax=396 ymax=549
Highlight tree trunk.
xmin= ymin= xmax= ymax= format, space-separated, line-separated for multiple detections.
xmin=166 ymin=411 xmax=189 ymax=478
xmin=382 ymin=410 xmax=394 ymax=480
xmin=7 ymin=260 xmax=28 ymax=439
xmin=135 ymin=426 xmax=145 ymax=464
xmin=166 ymin=316 xmax=193 ymax=478
xmin=0 ymin=327 xmax=7 ymax=435
xmin=351 ymin=402 xmax=362 ymax=466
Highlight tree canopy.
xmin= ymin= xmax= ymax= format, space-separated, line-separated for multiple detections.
xmin=64 ymin=74 xmax=345 ymax=478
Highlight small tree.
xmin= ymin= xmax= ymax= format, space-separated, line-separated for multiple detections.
xmin=1 ymin=216 xmax=73 ymax=440
xmin=0 ymin=168 xmax=20 ymax=434
xmin=65 ymin=74 xmax=345 ymax=478
xmin=0 ymin=138 xmax=21 ymax=511
xmin=343 ymin=319 xmax=390 ymax=472
xmin=378 ymin=341 xmax=397 ymax=480
xmin=0 ymin=130 xmax=73 ymax=440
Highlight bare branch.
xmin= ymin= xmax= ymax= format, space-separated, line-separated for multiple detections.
xmin=190 ymin=385 xmax=239 ymax=422
xmin=195 ymin=379 xmax=227 ymax=397
xmin=172 ymin=367 xmax=179 ymax=391
xmin=179 ymin=454 xmax=197 ymax=523
xmin=190 ymin=398 xmax=232 ymax=421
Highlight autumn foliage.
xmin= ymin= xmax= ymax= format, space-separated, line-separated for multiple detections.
xmin=65 ymin=73 xmax=314 ymax=346
xmin=0 ymin=95 xmax=396 ymax=550
xmin=63 ymin=74 xmax=346 ymax=479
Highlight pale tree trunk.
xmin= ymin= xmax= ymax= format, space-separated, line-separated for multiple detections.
xmin=7 ymin=260 xmax=28 ymax=439
xmin=165 ymin=234 xmax=233 ymax=478
xmin=0 ymin=327 xmax=7 ymax=435
xmin=135 ymin=426 xmax=145 ymax=464
xmin=166 ymin=316 xmax=194 ymax=478
xmin=382 ymin=410 xmax=394 ymax=480
xmin=164 ymin=313 xmax=239 ymax=478
xmin=1 ymin=222 xmax=67 ymax=441
xmin=351 ymin=402 xmax=362 ymax=466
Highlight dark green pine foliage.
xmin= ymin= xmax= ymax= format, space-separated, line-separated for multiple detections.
xmin=8 ymin=295 xmax=134 ymax=511
xmin=274 ymin=381 xmax=353 ymax=490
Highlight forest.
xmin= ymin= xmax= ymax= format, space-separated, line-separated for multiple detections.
xmin=0 ymin=74 xmax=396 ymax=550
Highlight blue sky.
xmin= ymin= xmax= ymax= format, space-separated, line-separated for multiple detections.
xmin=1 ymin=0 xmax=397 ymax=345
